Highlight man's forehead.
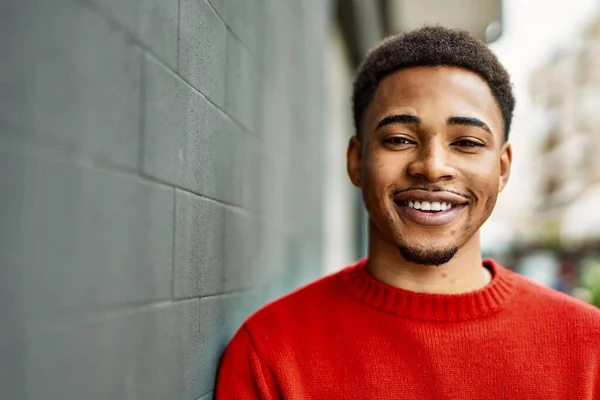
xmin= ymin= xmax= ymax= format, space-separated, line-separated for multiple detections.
xmin=366 ymin=66 xmax=503 ymax=131
xmin=375 ymin=66 xmax=494 ymax=98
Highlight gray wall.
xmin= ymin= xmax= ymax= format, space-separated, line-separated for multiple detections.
xmin=1 ymin=0 xmax=329 ymax=398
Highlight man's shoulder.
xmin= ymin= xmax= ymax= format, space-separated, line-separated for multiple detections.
xmin=510 ymin=268 xmax=600 ymax=327
xmin=243 ymin=266 xmax=351 ymax=334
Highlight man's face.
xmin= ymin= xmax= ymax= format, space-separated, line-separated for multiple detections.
xmin=347 ymin=66 xmax=512 ymax=266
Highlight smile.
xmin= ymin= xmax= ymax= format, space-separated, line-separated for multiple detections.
xmin=405 ymin=200 xmax=453 ymax=211
xmin=394 ymin=199 xmax=467 ymax=226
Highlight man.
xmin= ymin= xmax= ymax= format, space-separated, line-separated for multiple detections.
xmin=215 ymin=26 xmax=600 ymax=399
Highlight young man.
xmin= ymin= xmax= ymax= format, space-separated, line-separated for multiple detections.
xmin=216 ymin=27 xmax=600 ymax=399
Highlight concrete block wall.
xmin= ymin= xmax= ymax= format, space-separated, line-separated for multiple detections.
xmin=1 ymin=0 xmax=330 ymax=398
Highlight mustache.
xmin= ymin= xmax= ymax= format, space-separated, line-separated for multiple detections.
xmin=392 ymin=186 xmax=471 ymax=200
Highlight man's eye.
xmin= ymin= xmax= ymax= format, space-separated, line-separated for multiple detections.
xmin=453 ymin=140 xmax=484 ymax=147
xmin=383 ymin=137 xmax=412 ymax=145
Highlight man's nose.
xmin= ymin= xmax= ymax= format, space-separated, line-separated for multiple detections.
xmin=406 ymin=141 xmax=456 ymax=183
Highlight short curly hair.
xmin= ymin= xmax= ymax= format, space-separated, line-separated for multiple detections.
xmin=352 ymin=26 xmax=515 ymax=141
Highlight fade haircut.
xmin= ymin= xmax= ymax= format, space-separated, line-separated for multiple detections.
xmin=352 ymin=26 xmax=515 ymax=141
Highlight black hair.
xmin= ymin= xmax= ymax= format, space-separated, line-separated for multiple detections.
xmin=352 ymin=26 xmax=515 ymax=140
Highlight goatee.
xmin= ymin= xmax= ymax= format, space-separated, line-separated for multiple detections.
xmin=398 ymin=245 xmax=458 ymax=266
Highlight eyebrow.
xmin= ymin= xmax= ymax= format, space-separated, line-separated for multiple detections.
xmin=375 ymin=114 xmax=492 ymax=134
xmin=375 ymin=114 xmax=421 ymax=130
xmin=447 ymin=116 xmax=492 ymax=133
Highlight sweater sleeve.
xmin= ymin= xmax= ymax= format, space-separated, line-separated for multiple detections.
xmin=215 ymin=325 xmax=278 ymax=400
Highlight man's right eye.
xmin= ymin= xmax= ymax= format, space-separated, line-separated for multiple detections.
xmin=383 ymin=137 xmax=412 ymax=145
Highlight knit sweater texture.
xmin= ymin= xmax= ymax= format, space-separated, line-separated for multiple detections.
xmin=215 ymin=259 xmax=600 ymax=399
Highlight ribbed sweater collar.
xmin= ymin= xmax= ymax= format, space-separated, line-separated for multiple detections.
xmin=341 ymin=258 xmax=517 ymax=322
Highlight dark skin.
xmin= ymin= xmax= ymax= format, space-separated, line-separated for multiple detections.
xmin=347 ymin=66 xmax=512 ymax=294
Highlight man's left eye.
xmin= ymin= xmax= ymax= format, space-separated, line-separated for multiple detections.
xmin=453 ymin=140 xmax=483 ymax=147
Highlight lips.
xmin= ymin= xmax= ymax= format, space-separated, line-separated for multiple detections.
xmin=393 ymin=190 xmax=469 ymax=226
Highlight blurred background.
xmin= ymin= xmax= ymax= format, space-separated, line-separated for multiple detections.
xmin=2 ymin=0 xmax=600 ymax=399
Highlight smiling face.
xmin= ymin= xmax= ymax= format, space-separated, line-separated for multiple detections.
xmin=347 ymin=66 xmax=512 ymax=266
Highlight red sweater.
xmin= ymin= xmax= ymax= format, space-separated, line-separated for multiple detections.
xmin=216 ymin=259 xmax=600 ymax=399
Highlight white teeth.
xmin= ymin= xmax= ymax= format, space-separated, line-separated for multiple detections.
xmin=405 ymin=200 xmax=454 ymax=211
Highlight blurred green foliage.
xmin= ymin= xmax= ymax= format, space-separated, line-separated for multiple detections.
xmin=582 ymin=261 xmax=600 ymax=308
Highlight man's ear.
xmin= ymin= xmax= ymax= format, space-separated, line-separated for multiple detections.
xmin=498 ymin=141 xmax=512 ymax=192
xmin=347 ymin=135 xmax=362 ymax=188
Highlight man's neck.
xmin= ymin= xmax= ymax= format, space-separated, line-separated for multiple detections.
xmin=366 ymin=225 xmax=490 ymax=295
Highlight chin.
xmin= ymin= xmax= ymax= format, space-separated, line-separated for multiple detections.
xmin=397 ymin=244 xmax=459 ymax=266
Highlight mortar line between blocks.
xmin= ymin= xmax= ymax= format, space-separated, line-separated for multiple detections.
xmin=171 ymin=188 xmax=177 ymax=299
xmin=24 ymin=298 xmax=200 ymax=340
xmin=177 ymin=0 xmax=181 ymax=71
xmin=72 ymin=0 xmax=174 ymax=69
xmin=0 ymin=136 xmax=256 ymax=214
xmin=138 ymin=50 xmax=147 ymax=178
xmin=203 ymin=0 xmax=256 ymax=59
xmin=144 ymin=50 xmax=259 ymax=140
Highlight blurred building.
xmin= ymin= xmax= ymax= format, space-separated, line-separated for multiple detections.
xmin=0 ymin=0 xmax=503 ymax=399
xmin=510 ymin=14 xmax=600 ymax=294
xmin=529 ymin=16 xmax=600 ymax=244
